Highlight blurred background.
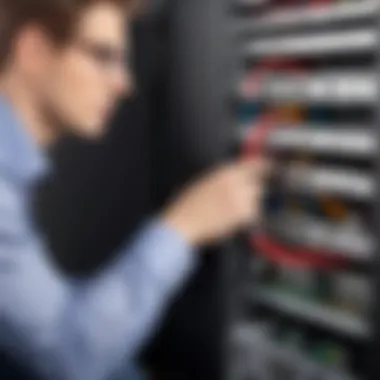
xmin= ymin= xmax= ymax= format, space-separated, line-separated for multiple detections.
xmin=33 ymin=0 xmax=380 ymax=379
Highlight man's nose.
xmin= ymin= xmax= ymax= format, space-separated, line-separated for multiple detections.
xmin=112 ymin=67 xmax=135 ymax=97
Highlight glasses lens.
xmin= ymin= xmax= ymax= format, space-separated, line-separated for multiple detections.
xmin=79 ymin=41 xmax=125 ymax=70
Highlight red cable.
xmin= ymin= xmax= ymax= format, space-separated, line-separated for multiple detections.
xmin=252 ymin=234 xmax=344 ymax=269
xmin=241 ymin=59 xmax=345 ymax=269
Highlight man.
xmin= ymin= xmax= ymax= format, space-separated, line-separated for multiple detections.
xmin=0 ymin=1 xmax=267 ymax=380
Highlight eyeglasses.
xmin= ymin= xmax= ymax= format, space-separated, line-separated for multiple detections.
xmin=74 ymin=39 xmax=130 ymax=73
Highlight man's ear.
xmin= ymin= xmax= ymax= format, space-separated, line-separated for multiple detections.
xmin=14 ymin=24 xmax=55 ymax=75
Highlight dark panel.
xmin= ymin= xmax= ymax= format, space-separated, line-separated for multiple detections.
xmin=144 ymin=1 xmax=233 ymax=379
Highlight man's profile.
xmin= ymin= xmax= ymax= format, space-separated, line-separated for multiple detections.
xmin=0 ymin=1 xmax=267 ymax=379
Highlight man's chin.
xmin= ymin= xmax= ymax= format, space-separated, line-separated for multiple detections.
xmin=72 ymin=122 xmax=107 ymax=140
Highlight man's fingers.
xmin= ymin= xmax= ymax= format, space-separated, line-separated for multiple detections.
xmin=238 ymin=157 xmax=273 ymax=179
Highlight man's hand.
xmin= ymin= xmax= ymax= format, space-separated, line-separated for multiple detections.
xmin=162 ymin=159 xmax=270 ymax=246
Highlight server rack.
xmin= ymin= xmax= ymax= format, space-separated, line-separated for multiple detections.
xmin=226 ymin=1 xmax=380 ymax=380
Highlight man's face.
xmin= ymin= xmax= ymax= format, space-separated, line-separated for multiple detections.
xmin=35 ymin=3 xmax=131 ymax=138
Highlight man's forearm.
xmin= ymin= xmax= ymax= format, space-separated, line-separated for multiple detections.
xmin=2 ymin=215 xmax=195 ymax=380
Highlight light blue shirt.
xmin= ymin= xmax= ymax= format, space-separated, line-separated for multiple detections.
xmin=0 ymin=96 xmax=196 ymax=380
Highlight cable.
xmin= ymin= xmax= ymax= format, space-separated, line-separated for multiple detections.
xmin=252 ymin=233 xmax=345 ymax=269
xmin=240 ymin=59 xmax=347 ymax=269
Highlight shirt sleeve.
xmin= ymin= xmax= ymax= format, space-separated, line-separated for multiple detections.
xmin=0 ymin=177 xmax=197 ymax=380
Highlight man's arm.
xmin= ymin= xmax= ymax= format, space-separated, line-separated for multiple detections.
xmin=1 ymin=159 xmax=266 ymax=380
xmin=0 ymin=177 xmax=195 ymax=380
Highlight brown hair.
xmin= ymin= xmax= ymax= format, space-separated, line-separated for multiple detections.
xmin=0 ymin=0 xmax=138 ymax=69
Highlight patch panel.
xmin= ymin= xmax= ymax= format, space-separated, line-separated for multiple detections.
xmin=282 ymin=164 xmax=375 ymax=198
xmin=239 ymin=71 xmax=377 ymax=104
xmin=253 ymin=288 xmax=370 ymax=339
xmin=238 ymin=125 xmax=377 ymax=157
xmin=231 ymin=321 xmax=363 ymax=380
xmin=266 ymin=127 xmax=376 ymax=158
xmin=236 ymin=0 xmax=378 ymax=34
xmin=244 ymin=29 xmax=377 ymax=57
xmin=267 ymin=212 xmax=374 ymax=260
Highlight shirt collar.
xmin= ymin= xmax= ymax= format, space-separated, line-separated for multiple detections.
xmin=0 ymin=95 xmax=49 ymax=185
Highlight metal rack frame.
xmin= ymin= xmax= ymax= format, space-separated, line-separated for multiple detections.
xmin=224 ymin=2 xmax=380 ymax=380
